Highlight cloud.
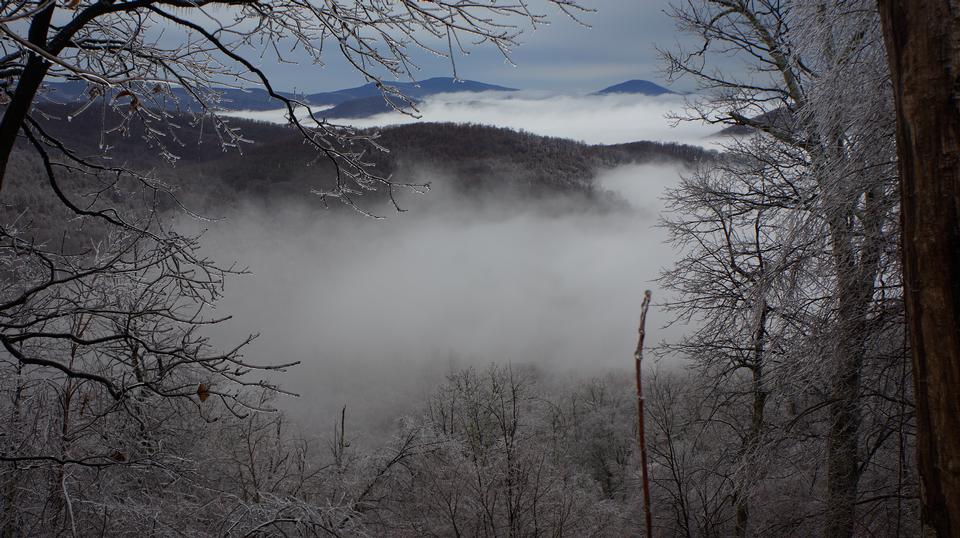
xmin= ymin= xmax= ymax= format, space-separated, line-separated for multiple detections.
xmin=200 ymin=0 xmax=685 ymax=92
xmin=229 ymin=91 xmax=722 ymax=148
xmin=198 ymin=163 xmax=690 ymax=437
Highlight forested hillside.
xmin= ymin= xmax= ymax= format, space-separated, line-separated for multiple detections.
xmin=9 ymin=104 xmax=713 ymax=215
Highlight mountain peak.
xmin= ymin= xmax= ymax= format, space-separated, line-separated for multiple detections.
xmin=594 ymin=80 xmax=674 ymax=96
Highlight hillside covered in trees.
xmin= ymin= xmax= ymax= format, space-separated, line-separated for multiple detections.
xmin=8 ymin=103 xmax=713 ymax=215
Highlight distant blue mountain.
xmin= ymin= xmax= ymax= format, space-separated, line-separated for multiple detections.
xmin=39 ymin=77 xmax=515 ymax=114
xmin=307 ymin=77 xmax=516 ymax=106
xmin=593 ymin=80 xmax=674 ymax=96
xmin=39 ymin=81 xmax=300 ymax=111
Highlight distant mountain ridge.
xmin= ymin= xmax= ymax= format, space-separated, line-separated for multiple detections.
xmin=306 ymin=77 xmax=516 ymax=106
xmin=37 ymin=80 xmax=298 ymax=111
xmin=38 ymin=77 xmax=516 ymax=114
xmin=593 ymin=80 xmax=675 ymax=96
xmin=37 ymin=77 xmax=676 ymax=119
xmin=312 ymin=78 xmax=516 ymax=118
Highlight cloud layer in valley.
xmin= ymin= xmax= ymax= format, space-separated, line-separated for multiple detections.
xmin=229 ymin=91 xmax=722 ymax=148
xmin=198 ymin=163 xmax=691 ymax=437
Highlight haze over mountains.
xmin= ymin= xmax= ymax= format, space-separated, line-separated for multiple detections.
xmin=40 ymin=77 xmax=677 ymax=117
xmin=35 ymin=76 xmax=733 ymax=146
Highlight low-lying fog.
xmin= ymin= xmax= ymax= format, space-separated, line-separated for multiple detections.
xmin=201 ymin=163 xmax=690 ymax=438
xmin=230 ymin=91 xmax=721 ymax=148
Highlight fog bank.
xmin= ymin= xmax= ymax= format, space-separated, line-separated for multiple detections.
xmin=201 ymin=163 xmax=688 ymax=436
xmin=229 ymin=91 xmax=721 ymax=148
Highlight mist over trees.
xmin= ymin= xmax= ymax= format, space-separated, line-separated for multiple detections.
xmin=0 ymin=0 xmax=954 ymax=536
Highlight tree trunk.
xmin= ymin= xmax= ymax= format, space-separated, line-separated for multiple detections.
xmin=878 ymin=1 xmax=960 ymax=536
xmin=0 ymin=4 xmax=54 ymax=192
xmin=735 ymin=302 xmax=769 ymax=538
xmin=819 ymin=160 xmax=884 ymax=538
xmin=823 ymin=297 xmax=866 ymax=538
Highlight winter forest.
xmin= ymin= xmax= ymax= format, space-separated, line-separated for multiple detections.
xmin=0 ymin=0 xmax=958 ymax=536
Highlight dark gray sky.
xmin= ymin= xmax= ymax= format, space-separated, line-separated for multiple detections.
xmin=260 ymin=0 xmax=685 ymax=93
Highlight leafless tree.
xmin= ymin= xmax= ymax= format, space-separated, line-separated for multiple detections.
xmin=661 ymin=1 xmax=908 ymax=536
xmin=0 ymin=1 xmax=587 ymax=533
xmin=0 ymin=0 xmax=586 ymax=203
xmin=659 ymin=132 xmax=814 ymax=536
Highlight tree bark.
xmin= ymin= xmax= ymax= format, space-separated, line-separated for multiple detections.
xmin=819 ymin=151 xmax=884 ymax=538
xmin=823 ymin=285 xmax=867 ymax=538
xmin=878 ymin=1 xmax=960 ymax=536
xmin=735 ymin=302 xmax=769 ymax=538
xmin=0 ymin=4 xmax=55 ymax=192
